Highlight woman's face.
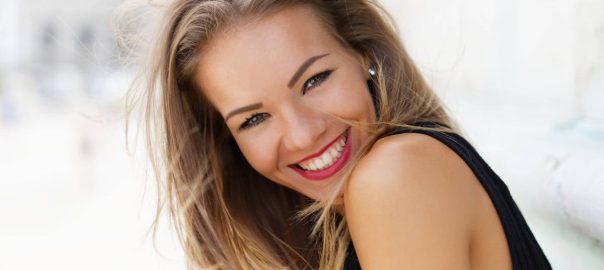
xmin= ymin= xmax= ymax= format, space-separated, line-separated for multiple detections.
xmin=195 ymin=5 xmax=376 ymax=200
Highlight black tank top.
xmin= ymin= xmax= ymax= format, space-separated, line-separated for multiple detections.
xmin=343 ymin=122 xmax=551 ymax=270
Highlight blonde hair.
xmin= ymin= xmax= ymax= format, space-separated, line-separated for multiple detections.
xmin=118 ymin=0 xmax=459 ymax=269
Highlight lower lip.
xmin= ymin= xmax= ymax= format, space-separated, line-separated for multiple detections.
xmin=290 ymin=128 xmax=352 ymax=181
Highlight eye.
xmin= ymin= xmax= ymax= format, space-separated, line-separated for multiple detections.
xmin=239 ymin=112 xmax=270 ymax=131
xmin=302 ymin=69 xmax=333 ymax=95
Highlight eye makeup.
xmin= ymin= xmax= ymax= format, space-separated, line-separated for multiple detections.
xmin=239 ymin=112 xmax=270 ymax=131
xmin=302 ymin=69 xmax=334 ymax=95
xmin=237 ymin=69 xmax=335 ymax=131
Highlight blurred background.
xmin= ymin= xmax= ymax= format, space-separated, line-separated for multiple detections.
xmin=0 ymin=0 xmax=602 ymax=269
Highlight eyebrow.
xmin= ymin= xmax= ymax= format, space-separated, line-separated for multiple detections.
xmin=287 ymin=53 xmax=330 ymax=88
xmin=224 ymin=102 xmax=263 ymax=122
xmin=224 ymin=53 xmax=329 ymax=123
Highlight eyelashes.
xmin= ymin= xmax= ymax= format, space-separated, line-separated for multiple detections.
xmin=239 ymin=112 xmax=270 ymax=130
xmin=238 ymin=69 xmax=334 ymax=131
xmin=302 ymin=69 xmax=333 ymax=95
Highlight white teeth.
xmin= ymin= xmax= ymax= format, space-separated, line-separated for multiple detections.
xmin=297 ymin=134 xmax=347 ymax=172
xmin=330 ymin=148 xmax=340 ymax=161
xmin=321 ymin=152 xmax=330 ymax=166
xmin=314 ymin=159 xmax=325 ymax=169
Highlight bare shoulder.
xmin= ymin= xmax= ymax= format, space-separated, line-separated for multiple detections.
xmin=345 ymin=132 xmax=480 ymax=204
xmin=344 ymin=132 xmax=483 ymax=269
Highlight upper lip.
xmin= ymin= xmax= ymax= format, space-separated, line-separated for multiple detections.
xmin=291 ymin=128 xmax=348 ymax=165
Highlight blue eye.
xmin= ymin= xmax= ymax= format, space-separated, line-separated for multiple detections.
xmin=302 ymin=69 xmax=333 ymax=94
xmin=239 ymin=112 xmax=270 ymax=130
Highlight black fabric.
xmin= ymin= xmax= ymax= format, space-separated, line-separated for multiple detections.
xmin=344 ymin=122 xmax=551 ymax=269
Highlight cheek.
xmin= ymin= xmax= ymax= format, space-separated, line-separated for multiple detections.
xmin=320 ymin=76 xmax=374 ymax=119
xmin=235 ymin=134 xmax=280 ymax=176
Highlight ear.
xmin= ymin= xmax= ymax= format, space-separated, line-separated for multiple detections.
xmin=352 ymin=51 xmax=372 ymax=80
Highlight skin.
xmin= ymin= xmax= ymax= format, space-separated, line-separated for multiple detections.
xmin=195 ymin=5 xmax=513 ymax=269
xmin=195 ymin=5 xmax=375 ymax=201
xmin=345 ymin=133 xmax=513 ymax=269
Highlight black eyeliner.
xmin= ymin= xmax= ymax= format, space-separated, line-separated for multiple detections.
xmin=301 ymin=68 xmax=334 ymax=94
xmin=239 ymin=112 xmax=267 ymax=131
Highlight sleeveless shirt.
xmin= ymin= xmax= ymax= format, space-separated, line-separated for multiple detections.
xmin=343 ymin=122 xmax=552 ymax=270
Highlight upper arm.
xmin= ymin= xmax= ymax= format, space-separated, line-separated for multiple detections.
xmin=344 ymin=133 xmax=480 ymax=269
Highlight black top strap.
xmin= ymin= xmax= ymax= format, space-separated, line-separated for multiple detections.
xmin=344 ymin=122 xmax=551 ymax=269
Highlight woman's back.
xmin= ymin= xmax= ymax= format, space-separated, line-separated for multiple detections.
xmin=344 ymin=122 xmax=551 ymax=269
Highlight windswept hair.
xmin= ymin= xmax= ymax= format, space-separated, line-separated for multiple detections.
xmin=116 ymin=0 xmax=458 ymax=269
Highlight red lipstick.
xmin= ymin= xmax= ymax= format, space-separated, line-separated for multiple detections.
xmin=289 ymin=128 xmax=351 ymax=181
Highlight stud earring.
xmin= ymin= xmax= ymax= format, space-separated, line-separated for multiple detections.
xmin=368 ymin=67 xmax=376 ymax=77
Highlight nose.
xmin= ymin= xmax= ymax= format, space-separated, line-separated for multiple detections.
xmin=280 ymin=102 xmax=327 ymax=152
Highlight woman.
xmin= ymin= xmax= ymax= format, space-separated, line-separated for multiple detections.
xmin=124 ymin=0 xmax=552 ymax=269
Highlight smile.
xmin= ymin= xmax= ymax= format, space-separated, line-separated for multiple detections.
xmin=289 ymin=128 xmax=352 ymax=181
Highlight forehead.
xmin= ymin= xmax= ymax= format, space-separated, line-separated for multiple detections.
xmin=195 ymin=5 xmax=343 ymax=114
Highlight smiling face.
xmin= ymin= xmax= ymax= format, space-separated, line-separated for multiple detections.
xmin=195 ymin=5 xmax=377 ymax=200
